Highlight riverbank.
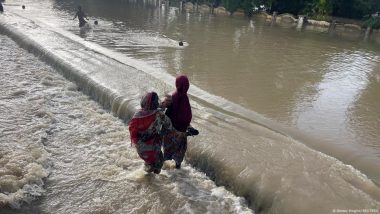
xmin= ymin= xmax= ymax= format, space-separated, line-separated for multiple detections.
xmin=1 ymin=3 xmax=379 ymax=213
xmin=181 ymin=2 xmax=380 ymax=44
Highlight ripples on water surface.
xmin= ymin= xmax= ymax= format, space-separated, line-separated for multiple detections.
xmin=1 ymin=0 xmax=380 ymax=212
xmin=0 ymin=35 xmax=252 ymax=213
xmin=37 ymin=0 xmax=380 ymax=182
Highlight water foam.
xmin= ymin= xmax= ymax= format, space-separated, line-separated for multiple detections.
xmin=0 ymin=32 xmax=253 ymax=213
xmin=1 ymin=9 xmax=379 ymax=213
xmin=0 ymin=35 xmax=51 ymax=209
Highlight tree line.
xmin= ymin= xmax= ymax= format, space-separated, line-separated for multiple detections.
xmin=186 ymin=0 xmax=380 ymax=20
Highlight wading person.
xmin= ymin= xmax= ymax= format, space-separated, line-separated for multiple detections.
xmin=73 ymin=6 xmax=89 ymax=27
xmin=0 ymin=1 xmax=4 ymax=13
xmin=160 ymin=75 xmax=198 ymax=169
xmin=129 ymin=92 xmax=185 ymax=174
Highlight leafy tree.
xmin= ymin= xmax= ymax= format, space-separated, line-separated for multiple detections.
xmin=272 ymin=0 xmax=310 ymax=15
xmin=241 ymin=0 xmax=253 ymax=16
xmin=222 ymin=0 xmax=241 ymax=14
xmin=252 ymin=0 xmax=277 ymax=11
xmin=314 ymin=0 xmax=332 ymax=16
xmin=302 ymin=0 xmax=332 ymax=19
xmin=330 ymin=0 xmax=379 ymax=19
xmin=185 ymin=0 xmax=380 ymax=19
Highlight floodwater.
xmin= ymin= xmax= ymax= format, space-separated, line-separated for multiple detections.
xmin=0 ymin=0 xmax=380 ymax=213
xmin=0 ymin=35 xmax=252 ymax=213
xmin=53 ymin=0 xmax=380 ymax=185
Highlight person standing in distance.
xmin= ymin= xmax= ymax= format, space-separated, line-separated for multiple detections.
xmin=73 ymin=6 xmax=89 ymax=27
xmin=0 ymin=1 xmax=4 ymax=13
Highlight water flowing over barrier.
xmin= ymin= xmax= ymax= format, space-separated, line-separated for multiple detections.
xmin=1 ymin=9 xmax=379 ymax=213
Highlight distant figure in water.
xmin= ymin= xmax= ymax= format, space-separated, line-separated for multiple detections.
xmin=129 ymin=92 xmax=186 ymax=174
xmin=160 ymin=75 xmax=198 ymax=169
xmin=0 ymin=1 xmax=3 ymax=13
xmin=73 ymin=6 xmax=89 ymax=27
xmin=94 ymin=20 xmax=98 ymax=25
xmin=22 ymin=5 xmax=25 ymax=10
xmin=179 ymin=41 xmax=184 ymax=46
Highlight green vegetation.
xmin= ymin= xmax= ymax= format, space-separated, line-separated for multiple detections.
xmin=364 ymin=17 xmax=380 ymax=29
xmin=221 ymin=0 xmax=241 ymax=14
xmin=186 ymin=0 xmax=380 ymax=21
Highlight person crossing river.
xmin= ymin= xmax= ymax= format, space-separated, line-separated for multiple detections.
xmin=73 ymin=6 xmax=89 ymax=27
xmin=129 ymin=92 xmax=186 ymax=174
xmin=129 ymin=89 xmax=199 ymax=173
xmin=0 ymin=1 xmax=4 ymax=13
xmin=160 ymin=75 xmax=199 ymax=169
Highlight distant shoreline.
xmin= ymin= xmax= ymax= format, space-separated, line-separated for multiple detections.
xmin=180 ymin=2 xmax=380 ymax=45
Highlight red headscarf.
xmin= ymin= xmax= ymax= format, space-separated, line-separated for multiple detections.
xmin=166 ymin=75 xmax=192 ymax=132
xmin=129 ymin=92 xmax=159 ymax=145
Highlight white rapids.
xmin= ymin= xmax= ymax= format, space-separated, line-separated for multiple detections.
xmin=0 ymin=35 xmax=252 ymax=213
xmin=0 ymin=2 xmax=379 ymax=213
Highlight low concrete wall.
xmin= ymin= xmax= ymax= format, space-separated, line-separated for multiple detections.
xmin=214 ymin=6 xmax=229 ymax=16
xmin=334 ymin=24 xmax=364 ymax=40
xmin=232 ymin=9 xmax=245 ymax=17
xmin=307 ymin=19 xmax=330 ymax=27
xmin=343 ymin=23 xmax=362 ymax=31
xmin=253 ymin=12 xmax=273 ymax=22
xmin=181 ymin=2 xmax=380 ymax=45
xmin=199 ymin=4 xmax=211 ymax=13
xmin=184 ymin=3 xmax=228 ymax=15
xmin=304 ymin=25 xmax=329 ymax=33
xmin=276 ymin=13 xmax=297 ymax=23
xmin=184 ymin=2 xmax=194 ymax=12
xmin=371 ymin=29 xmax=380 ymax=44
